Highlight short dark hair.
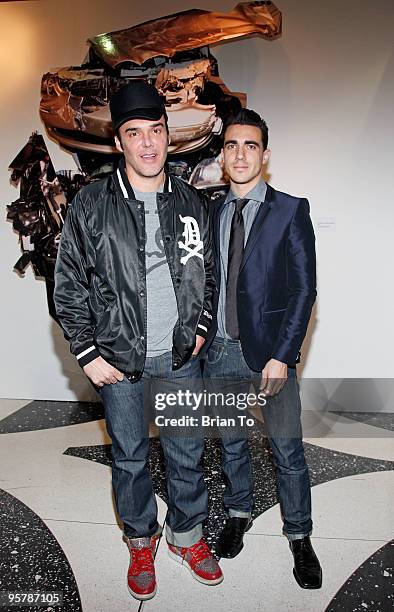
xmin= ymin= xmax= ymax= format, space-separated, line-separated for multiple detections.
xmin=224 ymin=109 xmax=269 ymax=150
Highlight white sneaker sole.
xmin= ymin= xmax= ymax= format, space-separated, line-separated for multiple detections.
xmin=127 ymin=583 xmax=157 ymax=601
xmin=168 ymin=549 xmax=224 ymax=586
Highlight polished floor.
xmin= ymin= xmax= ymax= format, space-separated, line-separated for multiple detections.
xmin=0 ymin=398 xmax=393 ymax=612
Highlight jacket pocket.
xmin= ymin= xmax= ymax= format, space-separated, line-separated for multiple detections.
xmin=89 ymin=277 xmax=116 ymax=325
xmin=260 ymin=309 xmax=286 ymax=347
xmin=95 ymin=278 xmax=116 ymax=307
xmin=262 ymin=307 xmax=286 ymax=316
xmin=261 ymin=308 xmax=286 ymax=334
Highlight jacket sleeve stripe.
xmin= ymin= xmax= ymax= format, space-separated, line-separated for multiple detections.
xmin=76 ymin=345 xmax=96 ymax=360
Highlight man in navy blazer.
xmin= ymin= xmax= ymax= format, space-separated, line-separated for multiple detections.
xmin=203 ymin=109 xmax=322 ymax=589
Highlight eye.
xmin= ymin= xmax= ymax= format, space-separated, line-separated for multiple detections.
xmin=225 ymin=143 xmax=235 ymax=149
xmin=247 ymin=144 xmax=257 ymax=150
xmin=127 ymin=130 xmax=138 ymax=138
xmin=153 ymin=127 xmax=162 ymax=134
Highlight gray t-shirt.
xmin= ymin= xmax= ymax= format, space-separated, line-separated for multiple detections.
xmin=134 ymin=187 xmax=178 ymax=357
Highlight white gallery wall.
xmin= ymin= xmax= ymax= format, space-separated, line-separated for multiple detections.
xmin=0 ymin=0 xmax=393 ymax=400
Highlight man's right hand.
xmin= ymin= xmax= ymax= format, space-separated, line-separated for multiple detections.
xmin=83 ymin=356 xmax=124 ymax=387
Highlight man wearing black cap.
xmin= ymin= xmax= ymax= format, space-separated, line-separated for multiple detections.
xmin=54 ymin=81 xmax=222 ymax=600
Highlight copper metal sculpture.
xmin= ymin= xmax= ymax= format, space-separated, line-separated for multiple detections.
xmin=7 ymin=2 xmax=281 ymax=308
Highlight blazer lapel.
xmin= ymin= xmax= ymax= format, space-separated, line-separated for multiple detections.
xmin=240 ymin=184 xmax=275 ymax=271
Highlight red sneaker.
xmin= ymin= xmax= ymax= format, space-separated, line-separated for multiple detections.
xmin=125 ymin=536 xmax=157 ymax=600
xmin=168 ymin=538 xmax=223 ymax=585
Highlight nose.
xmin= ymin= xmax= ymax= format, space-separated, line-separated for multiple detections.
xmin=141 ymin=132 xmax=152 ymax=148
xmin=235 ymin=145 xmax=245 ymax=160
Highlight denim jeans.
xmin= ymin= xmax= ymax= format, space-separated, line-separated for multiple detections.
xmin=100 ymin=352 xmax=208 ymax=547
xmin=203 ymin=337 xmax=312 ymax=539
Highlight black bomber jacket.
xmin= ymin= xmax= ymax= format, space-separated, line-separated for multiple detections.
xmin=54 ymin=162 xmax=215 ymax=381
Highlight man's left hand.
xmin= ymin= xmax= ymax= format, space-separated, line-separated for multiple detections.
xmin=192 ymin=335 xmax=206 ymax=355
xmin=260 ymin=358 xmax=288 ymax=397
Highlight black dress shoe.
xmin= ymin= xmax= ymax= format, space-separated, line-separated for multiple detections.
xmin=215 ymin=517 xmax=253 ymax=558
xmin=289 ymin=536 xmax=322 ymax=589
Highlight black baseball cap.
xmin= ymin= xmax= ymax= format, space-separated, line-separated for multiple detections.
xmin=110 ymin=81 xmax=166 ymax=133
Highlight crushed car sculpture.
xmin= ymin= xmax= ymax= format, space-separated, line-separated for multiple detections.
xmin=7 ymin=2 xmax=281 ymax=315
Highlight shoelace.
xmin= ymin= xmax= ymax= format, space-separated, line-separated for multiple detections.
xmin=183 ymin=540 xmax=212 ymax=565
xmin=130 ymin=547 xmax=154 ymax=575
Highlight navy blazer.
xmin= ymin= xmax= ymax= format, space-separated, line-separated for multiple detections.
xmin=205 ymin=184 xmax=317 ymax=370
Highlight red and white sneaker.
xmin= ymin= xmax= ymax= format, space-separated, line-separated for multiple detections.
xmin=168 ymin=538 xmax=223 ymax=585
xmin=124 ymin=535 xmax=158 ymax=600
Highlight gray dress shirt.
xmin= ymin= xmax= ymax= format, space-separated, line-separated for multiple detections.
xmin=217 ymin=179 xmax=267 ymax=339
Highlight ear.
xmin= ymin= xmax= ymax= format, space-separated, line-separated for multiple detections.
xmin=262 ymin=148 xmax=271 ymax=165
xmin=114 ymin=135 xmax=123 ymax=154
xmin=219 ymin=150 xmax=224 ymax=166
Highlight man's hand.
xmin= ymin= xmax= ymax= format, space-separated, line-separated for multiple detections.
xmin=83 ymin=356 xmax=124 ymax=387
xmin=192 ymin=335 xmax=206 ymax=356
xmin=260 ymin=358 xmax=288 ymax=397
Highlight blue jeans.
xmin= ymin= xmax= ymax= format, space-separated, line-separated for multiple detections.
xmin=203 ymin=337 xmax=312 ymax=539
xmin=100 ymin=352 xmax=207 ymax=547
